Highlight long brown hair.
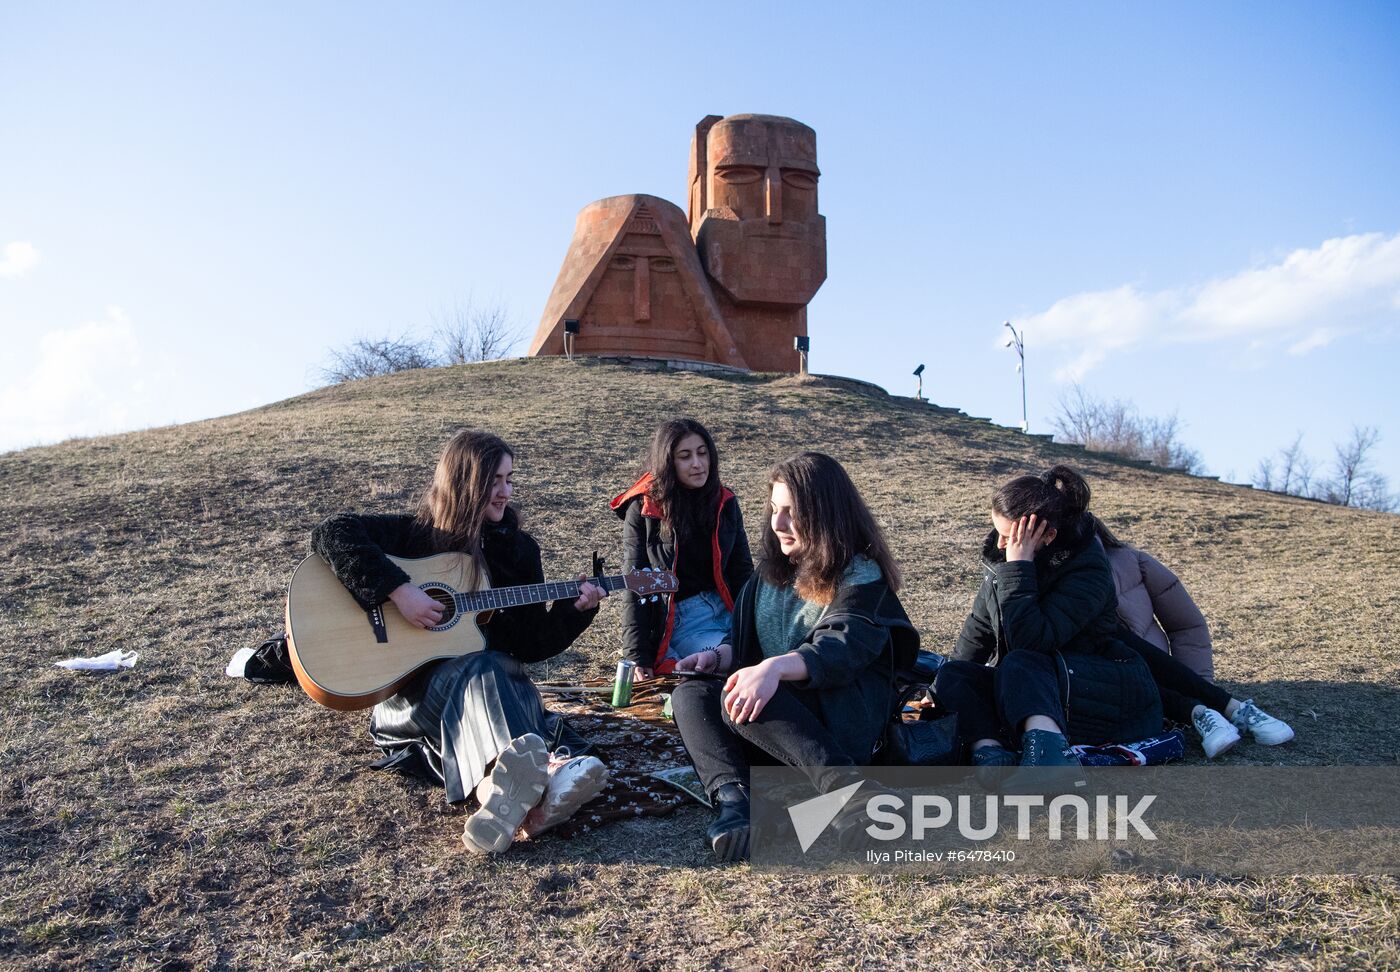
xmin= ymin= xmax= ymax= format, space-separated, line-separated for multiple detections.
xmin=645 ymin=418 xmax=721 ymax=542
xmin=758 ymin=452 xmax=902 ymax=604
xmin=414 ymin=430 xmax=514 ymax=578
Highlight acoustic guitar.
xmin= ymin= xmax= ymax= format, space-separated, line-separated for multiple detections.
xmin=285 ymin=553 xmax=677 ymax=711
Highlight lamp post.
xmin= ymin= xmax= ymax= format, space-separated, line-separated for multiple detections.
xmin=913 ymin=363 xmax=925 ymax=402
xmin=563 ymin=319 xmax=580 ymax=360
xmin=1003 ymin=321 xmax=1027 ymax=432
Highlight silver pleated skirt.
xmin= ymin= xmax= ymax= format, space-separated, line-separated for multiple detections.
xmin=368 ymin=651 xmax=582 ymax=804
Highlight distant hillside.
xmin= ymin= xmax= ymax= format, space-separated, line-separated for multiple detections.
xmin=3 ymin=357 xmax=1397 ymax=970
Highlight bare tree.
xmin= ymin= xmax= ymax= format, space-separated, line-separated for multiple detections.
xmin=1320 ymin=425 xmax=1393 ymax=511
xmin=1276 ymin=433 xmax=1314 ymax=495
xmin=320 ymin=335 xmax=437 ymax=383
xmin=1054 ymin=384 xmax=1100 ymax=447
xmin=433 ymin=299 xmax=524 ymax=365
xmin=1257 ymin=433 xmax=1310 ymax=493
xmin=1052 ymin=385 xmax=1205 ymax=474
xmin=1254 ymin=426 xmax=1394 ymax=512
xmin=319 ymin=298 xmax=524 ymax=386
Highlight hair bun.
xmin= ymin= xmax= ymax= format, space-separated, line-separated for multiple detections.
xmin=1044 ymin=464 xmax=1091 ymax=517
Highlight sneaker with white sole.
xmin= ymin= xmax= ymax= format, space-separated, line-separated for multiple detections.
xmin=1230 ymin=699 xmax=1295 ymax=746
xmin=462 ymin=733 xmax=549 ymax=855
xmin=1193 ymin=707 xmax=1241 ymax=759
xmin=520 ymin=752 xmax=609 ymax=839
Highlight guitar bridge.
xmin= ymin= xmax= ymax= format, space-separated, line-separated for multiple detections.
xmin=366 ymin=605 xmax=388 ymax=644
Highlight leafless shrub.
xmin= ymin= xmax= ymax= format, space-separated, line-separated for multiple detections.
xmin=1255 ymin=433 xmax=1315 ymax=496
xmin=320 ymin=300 xmax=524 ymax=385
xmin=1254 ymin=426 xmax=1394 ymax=512
xmin=320 ymin=335 xmax=437 ymax=383
xmin=433 ymin=299 xmax=524 ymax=364
xmin=1052 ymin=384 xmax=1205 ymax=474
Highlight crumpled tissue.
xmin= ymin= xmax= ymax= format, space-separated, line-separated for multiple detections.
xmin=55 ymin=649 xmax=139 ymax=671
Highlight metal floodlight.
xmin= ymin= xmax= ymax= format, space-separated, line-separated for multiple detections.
xmin=913 ymin=364 xmax=925 ymax=377
xmin=912 ymin=363 xmax=926 ymax=402
xmin=563 ymin=319 xmax=580 ymax=335
xmin=793 ymin=336 xmax=810 ymax=352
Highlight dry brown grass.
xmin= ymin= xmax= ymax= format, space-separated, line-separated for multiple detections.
xmin=2 ymin=357 xmax=1397 ymax=970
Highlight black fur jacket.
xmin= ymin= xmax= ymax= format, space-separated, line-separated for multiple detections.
xmin=310 ymin=507 xmax=596 ymax=663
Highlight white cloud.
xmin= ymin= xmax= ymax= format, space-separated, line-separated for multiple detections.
xmin=1287 ymin=328 xmax=1340 ymax=356
xmin=0 ymin=241 xmax=41 ymax=278
xmin=1013 ymin=231 xmax=1400 ymax=379
xmin=0 ymin=307 xmax=147 ymax=450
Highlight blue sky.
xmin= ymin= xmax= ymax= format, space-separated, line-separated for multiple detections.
xmin=2 ymin=2 xmax=1398 ymax=489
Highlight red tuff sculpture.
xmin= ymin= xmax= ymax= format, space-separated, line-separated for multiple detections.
xmin=529 ymin=113 xmax=826 ymax=373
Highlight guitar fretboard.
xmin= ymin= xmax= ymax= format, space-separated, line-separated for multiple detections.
xmin=452 ymin=574 xmax=628 ymax=614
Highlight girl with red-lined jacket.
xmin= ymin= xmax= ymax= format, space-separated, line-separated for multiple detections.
xmin=610 ymin=418 xmax=754 ymax=679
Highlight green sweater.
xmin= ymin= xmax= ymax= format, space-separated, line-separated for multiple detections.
xmin=755 ymin=555 xmax=882 ymax=659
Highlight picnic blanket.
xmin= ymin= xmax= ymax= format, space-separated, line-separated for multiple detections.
xmin=536 ymin=676 xmax=702 ymax=839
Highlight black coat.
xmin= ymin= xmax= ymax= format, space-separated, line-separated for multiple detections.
xmin=310 ymin=507 xmax=597 ymax=663
xmin=729 ymin=573 xmax=920 ymax=764
xmin=952 ymin=513 xmax=1122 ymax=666
xmin=951 ymin=514 xmax=1162 ymax=744
xmin=611 ymin=480 xmax=754 ymax=669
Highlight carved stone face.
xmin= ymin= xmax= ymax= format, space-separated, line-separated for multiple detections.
xmin=693 ymin=114 xmax=827 ymax=306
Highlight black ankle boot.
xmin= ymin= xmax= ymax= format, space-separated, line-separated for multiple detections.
xmin=707 ymin=782 xmax=751 ymax=862
xmin=831 ymin=783 xmax=905 ymax=853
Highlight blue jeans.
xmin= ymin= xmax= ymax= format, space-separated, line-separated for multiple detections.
xmin=667 ymin=591 xmax=732 ymax=662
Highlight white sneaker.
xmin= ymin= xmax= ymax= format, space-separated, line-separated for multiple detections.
xmin=1230 ymin=699 xmax=1295 ymax=746
xmin=1193 ymin=707 xmax=1241 ymax=759
xmin=462 ymin=733 xmax=549 ymax=855
xmin=520 ymin=752 xmax=609 ymax=838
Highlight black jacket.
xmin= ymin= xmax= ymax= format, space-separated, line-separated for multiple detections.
xmin=952 ymin=513 xmax=1121 ymax=666
xmin=730 ymin=572 xmax=920 ymax=764
xmin=951 ymin=514 xmax=1162 ymax=744
xmin=310 ymin=507 xmax=597 ymax=663
xmin=610 ymin=474 xmax=754 ymax=670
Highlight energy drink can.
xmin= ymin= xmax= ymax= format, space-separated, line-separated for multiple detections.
xmin=611 ymin=659 xmax=636 ymax=708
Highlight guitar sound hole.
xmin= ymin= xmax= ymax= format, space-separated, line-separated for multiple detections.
xmin=422 ymin=587 xmax=457 ymax=628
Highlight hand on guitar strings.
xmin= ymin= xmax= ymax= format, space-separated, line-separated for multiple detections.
xmin=389 ymin=583 xmax=446 ymax=629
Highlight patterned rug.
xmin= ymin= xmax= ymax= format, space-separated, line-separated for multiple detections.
xmin=534 ymin=676 xmax=706 ymax=839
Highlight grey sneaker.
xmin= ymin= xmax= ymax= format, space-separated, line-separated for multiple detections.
xmin=520 ymin=753 xmax=609 ymax=838
xmin=462 ymin=733 xmax=550 ymax=854
xmin=1230 ymin=700 xmax=1295 ymax=746
xmin=1193 ymin=707 xmax=1241 ymax=759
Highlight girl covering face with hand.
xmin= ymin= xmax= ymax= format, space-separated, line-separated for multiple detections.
xmin=935 ymin=464 xmax=1293 ymax=788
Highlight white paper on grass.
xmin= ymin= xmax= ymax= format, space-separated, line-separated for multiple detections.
xmin=54 ymin=649 xmax=139 ymax=671
xmin=225 ymin=645 xmax=258 ymax=677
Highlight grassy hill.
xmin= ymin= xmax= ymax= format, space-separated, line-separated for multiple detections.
xmin=3 ymin=357 xmax=1398 ymax=970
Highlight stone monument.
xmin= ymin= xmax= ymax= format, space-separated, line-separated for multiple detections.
xmin=529 ymin=113 xmax=825 ymax=372
xmin=527 ymin=195 xmax=744 ymax=366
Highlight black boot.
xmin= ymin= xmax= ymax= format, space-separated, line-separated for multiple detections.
xmin=1004 ymin=730 xmax=1084 ymax=795
xmin=707 ymin=782 xmax=751 ymax=862
xmin=831 ymin=782 xmax=906 ymax=853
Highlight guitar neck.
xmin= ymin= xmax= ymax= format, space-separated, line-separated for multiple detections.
xmin=452 ymin=574 xmax=629 ymax=614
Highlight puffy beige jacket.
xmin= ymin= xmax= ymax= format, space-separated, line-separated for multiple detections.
xmin=1106 ymin=544 xmax=1214 ymax=680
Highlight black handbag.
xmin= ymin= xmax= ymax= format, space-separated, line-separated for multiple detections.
xmin=874 ymin=675 xmax=962 ymax=766
xmin=878 ymin=711 xmax=961 ymax=766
